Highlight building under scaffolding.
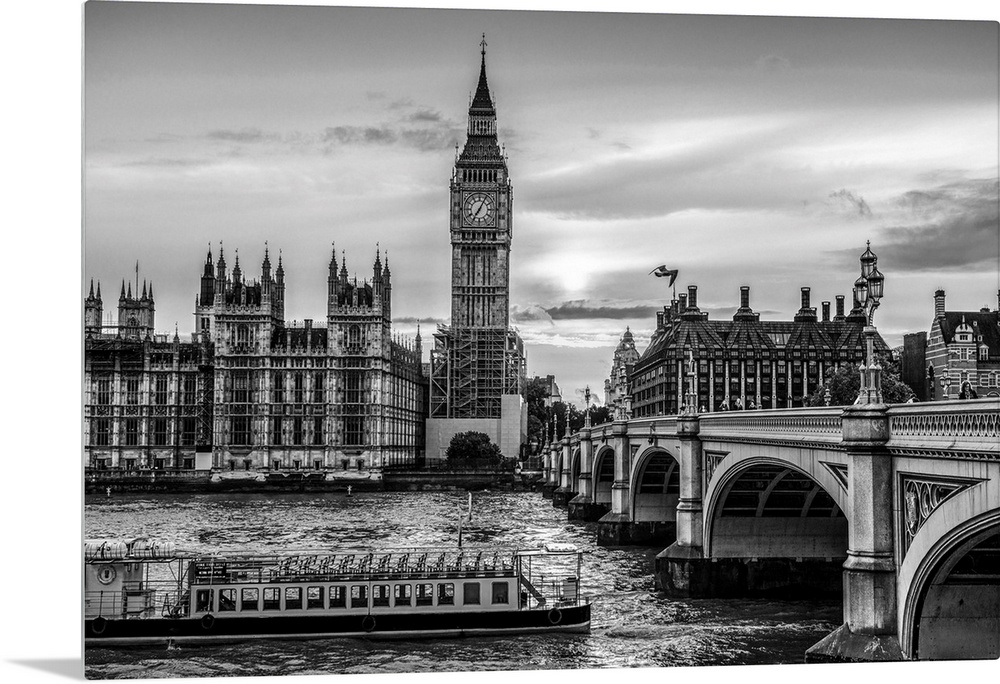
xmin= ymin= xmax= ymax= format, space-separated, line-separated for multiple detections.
xmin=426 ymin=39 xmax=527 ymax=462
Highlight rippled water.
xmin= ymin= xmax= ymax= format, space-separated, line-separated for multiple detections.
xmin=84 ymin=491 xmax=840 ymax=678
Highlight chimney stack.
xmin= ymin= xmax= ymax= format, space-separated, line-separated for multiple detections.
xmin=740 ymin=286 xmax=750 ymax=310
xmin=934 ymin=289 xmax=946 ymax=319
xmin=794 ymin=287 xmax=817 ymax=322
xmin=678 ymin=293 xmax=688 ymax=311
xmin=822 ymin=301 xmax=830 ymax=322
xmin=835 ymin=295 xmax=845 ymax=321
xmin=687 ymin=285 xmax=698 ymax=310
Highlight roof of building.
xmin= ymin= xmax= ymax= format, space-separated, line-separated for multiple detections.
xmin=937 ymin=310 xmax=1000 ymax=353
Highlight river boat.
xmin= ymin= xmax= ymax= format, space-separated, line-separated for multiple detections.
xmin=84 ymin=538 xmax=591 ymax=646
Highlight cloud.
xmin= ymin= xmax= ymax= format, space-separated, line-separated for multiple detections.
xmin=407 ymin=108 xmax=443 ymax=123
xmin=392 ymin=316 xmax=447 ymax=325
xmin=829 ymin=188 xmax=873 ymax=217
xmin=830 ymin=177 xmax=999 ymax=272
xmin=755 ymin=54 xmax=791 ymax=72
xmin=324 ymin=125 xmax=397 ymax=145
xmin=122 ymin=157 xmax=211 ymax=168
xmin=206 ymin=128 xmax=281 ymax=143
xmin=510 ymin=304 xmax=554 ymax=324
xmin=544 ymin=300 xmax=661 ymax=320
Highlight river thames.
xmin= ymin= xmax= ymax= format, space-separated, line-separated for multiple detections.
xmin=84 ymin=490 xmax=841 ymax=679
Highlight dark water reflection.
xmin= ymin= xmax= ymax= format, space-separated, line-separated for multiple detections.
xmin=85 ymin=491 xmax=839 ymax=678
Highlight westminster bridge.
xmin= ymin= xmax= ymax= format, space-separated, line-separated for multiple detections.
xmin=540 ymin=398 xmax=1000 ymax=662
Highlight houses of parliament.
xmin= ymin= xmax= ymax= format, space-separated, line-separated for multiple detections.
xmin=83 ymin=38 xmax=526 ymax=472
xmin=84 ymin=244 xmax=426 ymax=472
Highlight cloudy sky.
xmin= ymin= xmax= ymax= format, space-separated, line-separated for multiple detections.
xmin=83 ymin=2 xmax=999 ymax=405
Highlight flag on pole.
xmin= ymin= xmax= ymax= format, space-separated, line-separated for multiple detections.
xmin=649 ymin=265 xmax=678 ymax=287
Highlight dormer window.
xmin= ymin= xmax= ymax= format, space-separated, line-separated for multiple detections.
xmin=980 ymin=345 xmax=990 ymax=361
xmin=958 ymin=333 xmax=971 ymax=342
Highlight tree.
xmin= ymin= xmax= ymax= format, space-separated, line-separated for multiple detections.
xmin=445 ymin=431 xmax=503 ymax=463
xmin=588 ymin=405 xmax=614 ymax=426
xmin=805 ymin=354 xmax=915 ymax=406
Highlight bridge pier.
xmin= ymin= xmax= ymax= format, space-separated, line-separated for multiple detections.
xmin=552 ymin=437 xmax=575 ymax=507
xmin=656 ymin=413 xmax=707 ymax=591
xmin=540 ymin=442 xmax=559 ymax=498
xmin=568 ymin=430 xmax=604 ymax=520
xmin=807 ymin=405 xmax=904 ymax=662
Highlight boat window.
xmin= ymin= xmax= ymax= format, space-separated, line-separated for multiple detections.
xmin=491 ymin=582 xmax=509 ymax=604
xmin=219 ymin=588 xmax=237 ymax=612
xmin=372 ymin=584 xmax=390 ymax=607
xmin=394 ymin=584 xmax=412 ymax=607
xmin=195 ymin=589 xmax=213 ymax=613
xmin=263 ymin=587 xmax=281 ymax=611
xmin=463 ymin=582 xmax=481 ymax=605
xmin=350 ymin=585 xmax=368 ymax=608
xmin=285 ymin=587 xmax=302 ymax=610
xmin=329 ymin=585 xmax=346 ymax=608
xmin=306 ymin=586 xmax=324 ymax=609
xmin=415 ymin=583 xmax=433 ymax=606
xmin=438 ymin=583 xmax=454 ymax=605
xmin=240 ymin=588 xmax=259 ymax=611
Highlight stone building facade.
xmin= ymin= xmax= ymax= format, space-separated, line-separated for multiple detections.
xmin=84 ymin=278 xmax=214 ymax=470
xmin=631 ymin=282 xmax=888 ymax=417
xmin=84 ymin=246 xmax=427 ymax=472
xmin=604 ymin=327 xmax=639 ymax=419
xmin=923 ymin=289 xmax=1000 ymax=400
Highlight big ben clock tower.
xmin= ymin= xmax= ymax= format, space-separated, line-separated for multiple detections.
xmin=449 ymin=35 xmax=513 ymax=330
xmin=428 ymin=37 xmax=527 ymax=462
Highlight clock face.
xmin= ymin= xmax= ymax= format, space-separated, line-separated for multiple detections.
xmin=463 ymin=192 xmax=496 ymax=227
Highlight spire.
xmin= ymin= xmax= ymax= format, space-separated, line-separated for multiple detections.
xmin=329 ymin=242 xmax=337 ymax=274
xmin=120 ymin=280 xmax=126 ymax=300
xmin=127 ymin=281 xmax=132 ymax=299
xmin=88 ymin=279 xmax=95 ymax=298
xmin=96 ymin=281 xmax=102 ymax=301
xmin=339 ymin=250 xmax=348 ymax=282
xmin=142 ymin=280 xmax=147 ymax=300
xmin=233 ymin=249 xmax=242 ymax=283
xmin=276 ymin=249 xmax=284 ymax=277
xmin=148 ymin=283 xmax=153 ymax=301
xmin=471 ymin=33 xmax=494 ymax=113
xmin=262 ymin=241 xmax=271 ymax=272
xmin=460 ymin=34 xmax=502 ymax=164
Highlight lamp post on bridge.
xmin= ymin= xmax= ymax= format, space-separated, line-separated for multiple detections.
xmin=682 ymin=348 xmax=697 ymax=415
xmin=853 ymin=241 xmax=885 ymax=405
xmin=583 ymin=385 xmax=592 ymax=428
xmin=940 ymin=369 xmax=952 ymax=401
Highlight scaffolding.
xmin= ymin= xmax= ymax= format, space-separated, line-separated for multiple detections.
xmin=430 ymin=325 xmax=526 ymax=419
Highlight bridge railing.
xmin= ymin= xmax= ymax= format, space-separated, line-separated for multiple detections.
xmin=885 ymin=398 xmax=1000 ymax=458
xmin=697 ymin=406 xmax=845 ymax=446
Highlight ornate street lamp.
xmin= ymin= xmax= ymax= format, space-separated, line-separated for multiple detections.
xmin=854 ymin=241 xmax=885 ymax=404
xmin=682 ymin=348 xmax=697 ymax=415
xmin=583 ymin=385 xmax=592 ymax=428
xmin=940 ymin=369 xmax=952 ymax=401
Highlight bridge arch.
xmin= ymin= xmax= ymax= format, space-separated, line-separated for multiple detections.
xmin=628 ymin=446 xmax=680 ymax=522
xmin=592 ymin=446 xmax=615 ymax=506
xmin=899 ymin=486 xmax=1000 ymax=660
xmin=704 ymin=456 xmax=847 ymax=562
xmin=570 ymin=446 xmax=581 ymax=489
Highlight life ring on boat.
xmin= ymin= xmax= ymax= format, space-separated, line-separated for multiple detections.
xmin=91 ymin=617 xmax=107 ymax=636
xmin=362 ymin=615 xmax=376 ymax=633
xmin=201 ymin=613 xmax=215 ymax=630
xmin=547 ymin=608 xmax=562 ymax=625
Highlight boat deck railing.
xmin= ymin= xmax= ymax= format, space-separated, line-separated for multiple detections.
xmin=188 ymin=549 xmax=519 ymax=584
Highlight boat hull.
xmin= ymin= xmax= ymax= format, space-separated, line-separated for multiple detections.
xmin=85 ymin=603 xmax=591 ymax=646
